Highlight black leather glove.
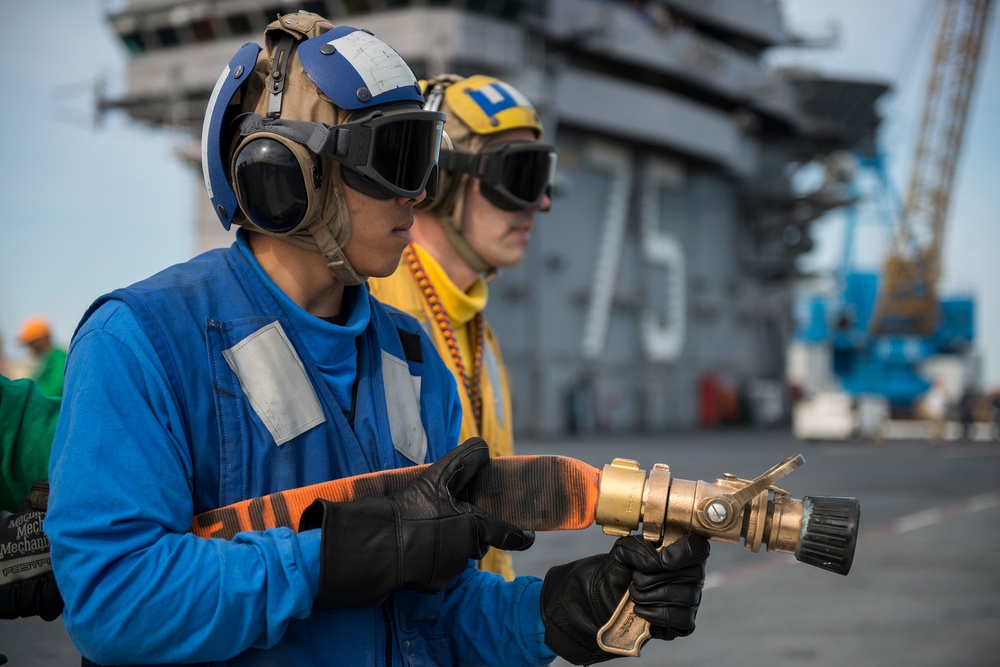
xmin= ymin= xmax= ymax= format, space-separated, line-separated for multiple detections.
xmin=300 ymin=438 xmax=534 ymax=608
xmin=0 ymin=484 xmax=63 ymax=622
xmin=541 ymin=534 xmax=709 ymax=665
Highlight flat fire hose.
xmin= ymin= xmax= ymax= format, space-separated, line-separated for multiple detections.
xmin=191 ymin=456 xmax=600 ymax=540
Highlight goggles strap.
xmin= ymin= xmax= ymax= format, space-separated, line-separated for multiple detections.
xmin=438 ymin=150 xmax=480 ymax=177
xmin=236 ymin=114 xmax=348 ymax=159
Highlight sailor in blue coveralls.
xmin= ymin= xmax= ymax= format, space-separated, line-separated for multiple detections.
xmin=44 ymin=12 xmax=710 ymax=666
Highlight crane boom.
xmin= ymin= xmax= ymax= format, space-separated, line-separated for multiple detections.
xmin=871 ymin=0 xmax=994 ymax=336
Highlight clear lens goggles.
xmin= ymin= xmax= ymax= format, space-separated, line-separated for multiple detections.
xmin=440 ymin=141 xmax=559 ymax=211
xmin=237 ymin=108 xmax=445 ymax=200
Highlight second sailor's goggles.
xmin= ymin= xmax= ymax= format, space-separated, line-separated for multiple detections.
xmin=235 ymin=107 xmax=445 ymax=200
xmin=439 ymin=141 xmax=558 ymax=211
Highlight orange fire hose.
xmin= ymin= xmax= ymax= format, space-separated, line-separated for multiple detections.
xmin=191 ymin=455 xmax=601 ymax=540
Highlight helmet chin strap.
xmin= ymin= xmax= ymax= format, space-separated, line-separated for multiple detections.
xmin=242 ymin=220 xmax=367 ymax=286
xmin=440 ymin=220 xmax=498 ymax=281
xmin=436 ymin=174 xmax=499 ymax=281
xmin=308 ymin=217 xmax=367 ymax=286
xmin=309 ymin=174 xmax=367 ymax=286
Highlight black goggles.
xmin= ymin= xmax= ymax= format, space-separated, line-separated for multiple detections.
xmin=439 ymin=141 xmax=559 ymax=211
xmin=237 ymin=108 xmax=445 ymax=200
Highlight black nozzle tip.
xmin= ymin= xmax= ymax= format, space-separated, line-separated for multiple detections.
xmin=795 ymin=496 xmax=860 ymax=575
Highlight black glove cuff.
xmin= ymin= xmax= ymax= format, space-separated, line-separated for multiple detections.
xmin=301 ymin=497 xmax=398 ymax=609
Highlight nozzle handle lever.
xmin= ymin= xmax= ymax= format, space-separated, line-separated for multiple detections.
xmin=597 ymin=521 xmax=690 ymax=656
xmin=728 ymin=453 xmax=804 ymax=507
xmin=596 ymin=454 xmax=807 ymax=657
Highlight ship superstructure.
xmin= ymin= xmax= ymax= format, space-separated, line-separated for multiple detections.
xmin=102 ymin=0 xmax=888 ymax=434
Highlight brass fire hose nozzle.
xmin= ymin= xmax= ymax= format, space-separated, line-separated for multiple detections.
xmin=594 ymin=454 xmax=860 ymax=657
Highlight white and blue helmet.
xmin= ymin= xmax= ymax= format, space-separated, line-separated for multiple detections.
xmin=201 ymin=12 xmax=444 ymax=284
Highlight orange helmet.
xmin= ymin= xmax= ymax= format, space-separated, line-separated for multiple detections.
xmin=18 ymin=317 xmax=51 ymax=345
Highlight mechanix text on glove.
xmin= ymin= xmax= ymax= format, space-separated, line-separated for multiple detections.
xmin=0 ymin=505 xmax=63 ymax=621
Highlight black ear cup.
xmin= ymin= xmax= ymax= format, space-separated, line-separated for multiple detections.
xmin=233 ymin=138 xmax=309 ymax=232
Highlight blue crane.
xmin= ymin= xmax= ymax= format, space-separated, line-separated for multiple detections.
xmin=798 ymin=0 xmax=990 ymax=415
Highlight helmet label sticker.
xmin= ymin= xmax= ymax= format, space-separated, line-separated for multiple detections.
xmin=467 ymin=81 xmax=534 ymax=118
xmin=329 ymin=30 xmax=415 ymax=97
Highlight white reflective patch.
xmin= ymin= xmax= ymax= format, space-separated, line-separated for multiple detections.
xmin=329 ymin=31 xmax=416 ymax=96
xmin=484 ymin=343 xmax=504 ymax=427
xmin=222 ymin=322 xmax=326 ymax=446
xmin=381 ymin=351 xmax=427 ymax=464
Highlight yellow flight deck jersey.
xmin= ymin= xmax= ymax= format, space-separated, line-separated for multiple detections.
xmin=369 ymin=242 xmax=517 ymax=580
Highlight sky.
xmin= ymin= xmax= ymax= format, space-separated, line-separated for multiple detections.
xmin=1 ymin=0 xmax=998 ymax=387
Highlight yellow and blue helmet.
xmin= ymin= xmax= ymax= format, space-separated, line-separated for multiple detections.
xmin=418 ymin=74 xmax=557 ymax=273
xmin=431 ymin=74 xmax=543 ymax=138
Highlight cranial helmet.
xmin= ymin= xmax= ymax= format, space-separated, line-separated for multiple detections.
xmin=201 ymin=12 xmax=445 ymax=284
xmin=418 ymin=74 xmax=557 ymax=275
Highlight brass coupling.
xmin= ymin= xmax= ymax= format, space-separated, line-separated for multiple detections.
xmin=595 ymin=458 xmax=647 ymax=537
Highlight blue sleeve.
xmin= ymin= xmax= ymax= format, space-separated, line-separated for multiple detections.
xmin=442 ymin=569 xmax=555 ymax=666
xmin=45 ymin=301 xmax=322 ymax=665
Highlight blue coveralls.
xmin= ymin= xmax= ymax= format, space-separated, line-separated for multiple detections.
xmin=45 ymin=230 xmax=553 ymax=666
